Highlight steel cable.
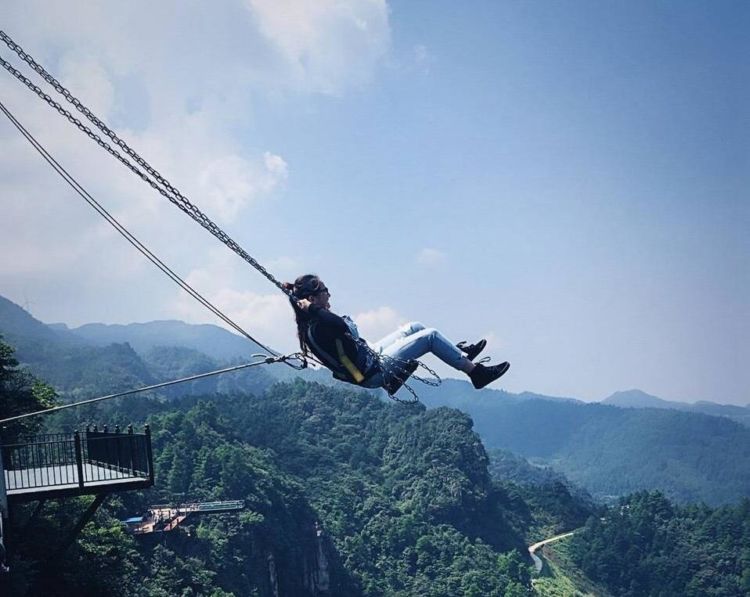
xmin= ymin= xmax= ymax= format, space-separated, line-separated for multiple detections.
xmin=0 ymin=357 xmax=287 ymax=424
xmin=0 ymin=31 xmax=442 ymax=401
xmin=0 ymin=99 xmax=291 ymax=362
xmin=0 ymin=30 xmax=291 ymax=297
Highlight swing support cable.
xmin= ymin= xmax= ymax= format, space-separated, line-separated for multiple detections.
xmin=0 ymin=98 xmax=297 ymax=364
xmin=0 ymin=30 xmax=291 ymax=298
xmin=0 ymin=356 xmax=288 ymax=425
xmin=0 ymin=30 xmax=442 ymax=403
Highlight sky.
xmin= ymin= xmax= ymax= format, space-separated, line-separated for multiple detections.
xmin=1 ymin=1 xmax=748 ymax=404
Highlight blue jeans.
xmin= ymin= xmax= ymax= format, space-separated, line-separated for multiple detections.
xmin=362 ymin=322 xmax=465 ymax=388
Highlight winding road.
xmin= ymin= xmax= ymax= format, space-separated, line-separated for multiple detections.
xmin=528 ymin=530 xmax=577 ymax=573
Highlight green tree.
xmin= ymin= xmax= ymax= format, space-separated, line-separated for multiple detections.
xmin=0 ymin=337 xmax=57 ymax=437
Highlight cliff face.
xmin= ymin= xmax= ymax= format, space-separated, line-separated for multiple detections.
xmin=142 ymin=402 xmax=362 ymax=597
xmin=266 ymin=525 xmax=334 ymax=596
xmin=302 ymin=523 xmax=331 ymax=595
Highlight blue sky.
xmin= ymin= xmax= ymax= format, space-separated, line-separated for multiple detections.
xmin=1 ymin=1 xmax=747 ymax=403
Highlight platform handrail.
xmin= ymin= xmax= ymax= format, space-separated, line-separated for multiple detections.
xmin=1 ymin=426 xmax=152 ymax=492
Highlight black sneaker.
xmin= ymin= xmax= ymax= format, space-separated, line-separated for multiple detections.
xmin=469 ymin=361 xmax=510 ymax=389
xmin=457 ymin=339 xmax=487 ymax=361
xmin=383 ymin=360 xmax=419 ymax=395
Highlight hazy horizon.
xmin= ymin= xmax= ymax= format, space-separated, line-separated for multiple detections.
xmin=2 ymin=291 xmax=744 ymax=408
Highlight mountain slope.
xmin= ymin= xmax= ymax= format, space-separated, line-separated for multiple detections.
xmin=0 ymin=297 xmax=276 ymax=398
xmin=0 ymin=295 xmax=155 ymax=395
xmin=0 ymin=295 xmax=85 ymax=351
xmin=421 ymin=388 xmax=750 ymax=505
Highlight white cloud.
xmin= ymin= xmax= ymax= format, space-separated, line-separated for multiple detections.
xmin=354 ymin=305 xmax=405 ymax=343
xmin=416 ymin=247 xmax=446 ymax=266
xmin=174 ymin=260 xmax=297 ymax=354
xmin=198 ymin=152 xmax=288 ymax=222
xmin=0 ymin=1 xmax=392 ymax=326
xmin=57 ymin=54 xmax=116 ymax=119
xmin=246 ymin=0 xmax=391 ymax=93
xmin=264 ymin=152 xmax=288 ymax=177
xmin=199 ymin=288 xmax=293 ymax=351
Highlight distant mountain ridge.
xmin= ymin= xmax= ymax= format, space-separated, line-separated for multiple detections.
xmin=0 ymin=295 xmax=335 ymax=392
xmin=0 ymin=295 xmax=156 ymax=395
xmin=0 ymin=295 xmax=84 ymax=348
xmin=62 ymin=320 xmax=265 ymax=361
xmin=0 ymin=295 xmax=277 ymax=397
xmin=58 ymin=319 xmax=332 ymax=385
xmin=603 ymin=389 xmax=750 ymax=427
xmin=2 ymin=294 xmax=750 ymax=505
xmin=602 ymin=389 xmax=672 ymax=408
xmin=422 ymin=391 xmax=750 ymax=505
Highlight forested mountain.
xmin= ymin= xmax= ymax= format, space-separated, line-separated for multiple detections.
xmin=0 ymin=297 xmax=279 ymax=401
xmin=418 ymin=384 xmax=750 ymax=505
xmin=0 ymin=295 xmax=154 ymax=395
xmin=488 ymin=450 xmax=597 ymax=543
xmin=568 ymin=491 xmax=750 ymax=596
xmin=1 ymin=337 xmax=533 ymax=596
xmin=2 ymin=310 xmax=749 ymax=595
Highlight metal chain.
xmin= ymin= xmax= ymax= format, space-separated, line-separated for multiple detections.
xmin=0 ymin=30 xmax=443 ymax=399
xmin=0 ymin=31 xmax=291 ymax=298
xmin=378 ymin=353 xmax=441 ymax=404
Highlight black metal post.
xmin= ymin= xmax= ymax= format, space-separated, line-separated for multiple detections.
xmin=127 ymin=425 xmax=135 ymax=475
xmin=49 ymin=493 xmax=107 ymax=562
xmin=73 ymin=431 xmax=84 ymax=489
xmin=144 ymin=425 xmax=154 ymax=485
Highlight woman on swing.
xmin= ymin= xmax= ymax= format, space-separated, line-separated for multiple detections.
xmin=283 ymin=274 xmax=510 ymax=393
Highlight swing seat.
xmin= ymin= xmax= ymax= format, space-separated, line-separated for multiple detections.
xmin=383 ymin=360 xmax=419 ymax=395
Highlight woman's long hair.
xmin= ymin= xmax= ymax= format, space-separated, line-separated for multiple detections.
xmin=283 ymin=274 xmax=325 ymax=358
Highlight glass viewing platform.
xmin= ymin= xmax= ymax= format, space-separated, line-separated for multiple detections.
xmin=1 ymin=425 xmax=154 ymax=504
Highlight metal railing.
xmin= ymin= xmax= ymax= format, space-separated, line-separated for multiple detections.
xmin=193 ymin=500 xmax=244 ymax=512
xmin=1 ymin=425 xmax=153 ymax=492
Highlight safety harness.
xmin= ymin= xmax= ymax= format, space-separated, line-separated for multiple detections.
xmin=305 ymin=322 xmax=378 ymax=385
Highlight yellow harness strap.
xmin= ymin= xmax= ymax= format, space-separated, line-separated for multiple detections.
xmin=335 ymin=339 xmax=365 ymax=383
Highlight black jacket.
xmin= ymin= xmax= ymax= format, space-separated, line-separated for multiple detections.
xmin=305 ymin=304 xmax=379 ymax=383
